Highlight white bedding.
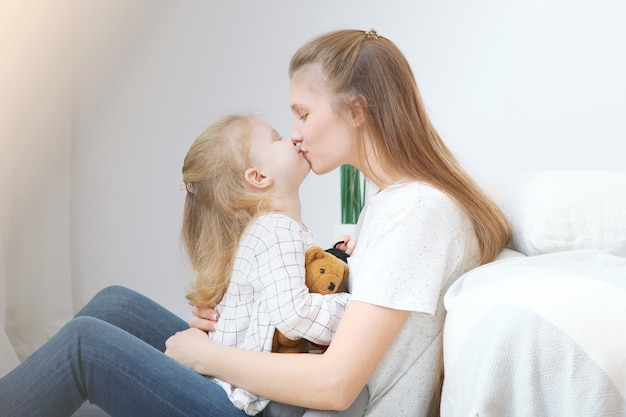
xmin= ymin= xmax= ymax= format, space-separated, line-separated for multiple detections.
xmin=441 ymin=249 xmax=626 ymax=417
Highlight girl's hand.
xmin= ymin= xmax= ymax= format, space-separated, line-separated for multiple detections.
xmin=189 ymin=305 xmax=220 ymax=332
xmin=335 ymin=235 xmax=357 ymax=255
xmin=164 ymin=328 xmax=213 ymax=374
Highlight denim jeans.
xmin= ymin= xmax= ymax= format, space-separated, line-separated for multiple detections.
xmin=0 ymin=285 xmax=247 ymax=417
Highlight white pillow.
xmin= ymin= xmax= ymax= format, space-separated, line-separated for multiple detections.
xmin=487 ymin=171 xmax=626 ymax=257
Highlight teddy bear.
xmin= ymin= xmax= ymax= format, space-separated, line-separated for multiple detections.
xmin=272 ymin=243 xmax=350 ymax=354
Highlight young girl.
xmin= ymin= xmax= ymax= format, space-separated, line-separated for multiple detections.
xmin=166 ymin=29 xmax=512 ymax=417
xmin=180 ymin=114 xmax=363 ymax=416
xmin=0 ymin=114 xmax=362 ymax=417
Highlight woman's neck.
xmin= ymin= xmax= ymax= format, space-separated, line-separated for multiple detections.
xmin=352 ymin=142 xmax=399 ymax=191
xmin=358 ymin=162 xmax=399 ymax=191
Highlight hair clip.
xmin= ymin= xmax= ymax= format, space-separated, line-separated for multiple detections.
xmin=180 ymin=182 xmax=194 ymax=193
xmin=365 ymin=28 xmax=380 ymax=39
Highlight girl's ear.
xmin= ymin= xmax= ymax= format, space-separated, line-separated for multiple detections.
xmin=244 ymin=167 xmax=273 ymax=190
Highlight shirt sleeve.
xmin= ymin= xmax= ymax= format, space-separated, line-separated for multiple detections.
xmin=349 ymin=186 xmax=463 ymax=314
xmin=253 ymin=215 xmax=350 ymax=345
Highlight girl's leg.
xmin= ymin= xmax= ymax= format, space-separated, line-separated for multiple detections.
xmin=0 ymin=316 xmax=247 ymax=417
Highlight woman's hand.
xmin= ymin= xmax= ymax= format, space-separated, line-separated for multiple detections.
xmin=164 ymin=328 xmax=214 ymax=374
xmin=189 ymin=305 xmax=220 ymax=332
xmin=335 ymin=235 xmax=357 ymax=255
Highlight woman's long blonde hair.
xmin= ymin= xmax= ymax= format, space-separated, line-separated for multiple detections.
xmin=289 ymin=29 xmax=511 ymax=265
xmin=182 ymin=114 xmax=270 ymax=308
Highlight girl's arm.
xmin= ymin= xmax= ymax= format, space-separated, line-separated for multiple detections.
xmin=166 ymin=300 xmax=409 ymax=410
xmin=263 ymin=219 xmax=350 ymax=345
xmin=189 ymin=231 xmax=357 ymax=334
xmin=189 ymin=305 xmax=219 ymax=332
xmin=273 ymin=291 xmax=350 ymax=346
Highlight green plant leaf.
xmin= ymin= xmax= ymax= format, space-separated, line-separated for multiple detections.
xmin=340 ymin=164 xmax=363 ymax=224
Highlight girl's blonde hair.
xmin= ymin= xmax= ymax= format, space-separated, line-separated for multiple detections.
xmin=289 ymin=29 xmax=511 ymax=265
xmin=182 ymin=114 xmax=270 ymax=308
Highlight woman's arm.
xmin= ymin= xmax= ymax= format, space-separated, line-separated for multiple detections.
xmin=166 ymin=300 xmax=409 ymax=410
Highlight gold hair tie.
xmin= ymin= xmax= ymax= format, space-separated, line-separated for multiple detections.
xmin=365 ymin=28 xmax=380 ymax=39
xmin=180 ymin=182 xmax=194 ymax=193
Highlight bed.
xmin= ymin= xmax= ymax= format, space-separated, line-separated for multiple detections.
xmin=440 ymin=170 xmax=626 ymax=417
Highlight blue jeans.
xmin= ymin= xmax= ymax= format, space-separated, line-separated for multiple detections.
xmin=0 ymin=285 xmax=248 ymax=417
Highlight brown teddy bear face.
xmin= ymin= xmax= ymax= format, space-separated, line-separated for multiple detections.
xmin=304 ymin=246 xmax=349 ymax=294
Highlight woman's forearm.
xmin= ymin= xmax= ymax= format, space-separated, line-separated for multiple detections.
xmin=203 ymin=343 xmax=350 ymax=409
xmin=199 ymin=301 xmax=409 ymax=410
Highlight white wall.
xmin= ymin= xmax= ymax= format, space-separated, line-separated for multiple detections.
xmin=72 ymin=0 xmax=626 ymax=319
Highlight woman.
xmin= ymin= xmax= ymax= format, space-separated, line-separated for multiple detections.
xmin=0 ymin=28 xmax=510 ymax=417
xmin=166 ymin=29 xmax=511 ymax=417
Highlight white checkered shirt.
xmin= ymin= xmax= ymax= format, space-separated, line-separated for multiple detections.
xmin=209 ymin=213 xmax=351 ymax=415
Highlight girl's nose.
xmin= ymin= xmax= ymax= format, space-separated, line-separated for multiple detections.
xmin=291 ymin=133 xmax=302 ymax=147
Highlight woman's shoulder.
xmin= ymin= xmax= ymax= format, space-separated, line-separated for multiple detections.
xmin=360 ymin=180 xmax=473 ymax=238
xmin=375 ymin=180 xmax=459 ymax=212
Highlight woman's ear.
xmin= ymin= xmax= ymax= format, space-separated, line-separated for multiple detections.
xmin=244 ymin=167 xmax=273 ymax=190
xmin=349 ymin=95 xmax=368 ymax=127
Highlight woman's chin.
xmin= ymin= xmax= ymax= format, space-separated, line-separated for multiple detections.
xmin=309 ymin=161 xmax=338 ymax=176
xmin=311 ymin=167 xmax=330 ymax=175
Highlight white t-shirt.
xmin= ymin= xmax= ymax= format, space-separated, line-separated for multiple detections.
xmin=348 ymin=181 xmax=480 ymax=417
xmin=210 ymin=213 xmax=351 ymax=415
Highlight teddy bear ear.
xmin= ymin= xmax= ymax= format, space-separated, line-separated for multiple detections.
xmin=342 ymin=264 xmax=350 ymax=280
xmin=305 ymin=246 xmax=325 ymax=264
